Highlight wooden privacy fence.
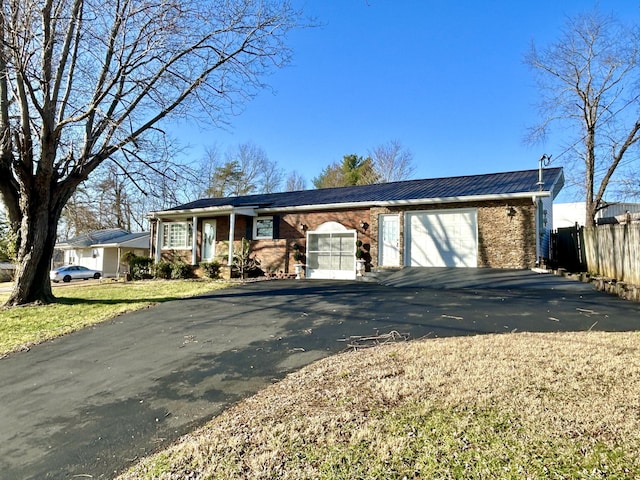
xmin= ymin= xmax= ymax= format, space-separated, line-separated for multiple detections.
xmin=583 ymin=224 xmax=640 ymax=285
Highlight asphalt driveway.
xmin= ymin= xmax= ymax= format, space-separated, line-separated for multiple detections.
xmin=1 ymin=269 xmax=639 ymax=479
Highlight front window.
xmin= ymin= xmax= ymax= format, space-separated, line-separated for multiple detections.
xmin=162 ymin=222 xmax=192 ymax=249
xmin=254 ymin=217 xmax=274 ymax=239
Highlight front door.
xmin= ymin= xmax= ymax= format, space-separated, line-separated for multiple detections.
xmin=202 ymin=220 xmax=216 ymax=261
xmin=379 ymin=214 xmax=400 ymax=266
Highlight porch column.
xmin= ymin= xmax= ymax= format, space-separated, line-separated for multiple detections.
xmin=191 ymin=216 xmax=198 ymax=265
xmin=228 ymin=212 xmax=236 ymax=266
xmin=154 ymin=219 xmax=163 ymax=262
xmin=533 ymin=196 xmax=541 ymax=265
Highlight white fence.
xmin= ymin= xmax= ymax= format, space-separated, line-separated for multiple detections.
xmin=583 ymin=224 xmax=640 ymax=285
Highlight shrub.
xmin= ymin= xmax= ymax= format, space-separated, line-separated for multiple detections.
xmin=292 ymin=242 xmax=304 ymax=263
xmin=154 ymin=261 xmax=173 ymax=279
xmin=121 ymin=251 xmax=137 ymax=265
xmin=171 ymin=262 xmax=194 ymax=280
xmin=233 ymin=238 xmax=261 ymax=279
xmin=0 ymin=223 xmax=17 ymax=263
xmin=200 ymin=261 xmax=221 ymax=279
xmin=125 ymin=254 xmax=153 ymax=280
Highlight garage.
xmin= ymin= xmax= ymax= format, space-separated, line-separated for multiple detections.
xmin=306 ymin=222 xmax=357 ymax=280
xmin=406 ymin=209 xmax=478 ymax=267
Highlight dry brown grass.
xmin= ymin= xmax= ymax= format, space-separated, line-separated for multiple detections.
xmin=119 ymin=331 xmax=640 ymax=479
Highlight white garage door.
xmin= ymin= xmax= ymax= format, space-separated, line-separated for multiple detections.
xmin=306 ymin=222 xmax=356 ymax=280
xmin=407 ymin=209 xmax=478 ymax=267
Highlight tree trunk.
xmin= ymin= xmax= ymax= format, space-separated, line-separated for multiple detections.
xmin=584 ymin=123 xmax=597 ymax=228
xmin=585 ymin=198 xmax=597 ymax=228
xmin=4 ymin=200 xmax=60 ymax=306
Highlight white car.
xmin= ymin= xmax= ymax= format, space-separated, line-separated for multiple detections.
xmin=50 ymin=265 xmax=102 ymax=283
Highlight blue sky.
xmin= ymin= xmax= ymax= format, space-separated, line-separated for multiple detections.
xmin=172 ymin=0 xmax=640 ymax=201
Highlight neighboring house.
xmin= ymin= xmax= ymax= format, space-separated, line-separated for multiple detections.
xmin=0 ymin=262 xmax=14 ymax=282
xmin=56 ymin=229 xmax=150 ymax=278
xmin=149 ymin=168 xmax=564 ymax=280
xmin=553 ymin=202 xmax=640 ymax=229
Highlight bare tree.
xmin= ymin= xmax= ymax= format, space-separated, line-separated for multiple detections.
xmin=204 ymin=142 xmax=283 ymax=196
xmin=526 ymin=10 xmax=640 ymax=226
xmin=284 ymin=170 xmax=306 ymax=191
xmin=60 ymin=186 xmax=104 ymax=238
xmin=369 ymin=140 xmax=415 ymax=183
xmin=0 ymin=0 xmax=302 ymax=305
xmin=61 ymin=163 xmax=140 ymax=237
xmin=260 ymin=157 xmax=284 ymax=193
xmin=227 ymin=142 xmax=267 ymax=195
xmin=618 ymin=175 xmax=640 ymax=200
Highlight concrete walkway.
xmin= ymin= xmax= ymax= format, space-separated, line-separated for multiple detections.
xmin=1 ymin=271 xmax=639 ymax=479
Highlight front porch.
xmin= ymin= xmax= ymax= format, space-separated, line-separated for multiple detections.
xmin=149 ymin=208 xmax=305 ymax=278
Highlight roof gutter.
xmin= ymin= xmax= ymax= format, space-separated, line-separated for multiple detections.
xmin=149 ymin=191 xmax=553 ymax=218
xmin=148 ymin=205 xmax=259 ymax=219
xmin=258 ymin=191 xmax=552 ymax=214
xmin=93 ymin=238 xmax=150 ymax=248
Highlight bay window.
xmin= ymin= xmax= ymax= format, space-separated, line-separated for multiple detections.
xmin=162 ymin=222 xmax=192 ymax=249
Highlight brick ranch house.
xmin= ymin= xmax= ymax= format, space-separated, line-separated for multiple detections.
xmin=148 ymin=167 xmax=564 ymax=280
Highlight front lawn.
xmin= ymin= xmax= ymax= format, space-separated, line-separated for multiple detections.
xmin=0 ymin=279 xmax=230 ymax=357
xmin=118 ymin=331 xmax=640 ymax=479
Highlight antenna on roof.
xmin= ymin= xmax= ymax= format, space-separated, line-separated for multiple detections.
xmin=537 ymin=154 xmax=552 ymax=191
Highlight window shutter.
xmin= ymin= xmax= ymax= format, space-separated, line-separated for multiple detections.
xmin=272 ymin=215 xmax=280 ymax=239
xmin=245 ymin=218 xmax=253 ymax=240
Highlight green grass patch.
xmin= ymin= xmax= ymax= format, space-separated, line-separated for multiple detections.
xmin=0 ymin=280 xmax=230 ymax=356
xmin=295 ymin=406 xmax=637 ymax=479
xmin=118 ymin=332 xmax=640 ymax=479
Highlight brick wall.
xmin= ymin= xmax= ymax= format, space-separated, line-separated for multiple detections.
xmin=160 ymin=250 xmax=191 ymax=263
xmin=248 ymin=239 xmax=288 ymax=275
xmin=260 ymin=209 xmax=372 ymax=273
xmin=214 ymin=216 xmax=251 ymax=242
xmin=199 ymin=208 xmax=372 ymax=274
xmin=155 ymin=200 xmax=538 ymax=272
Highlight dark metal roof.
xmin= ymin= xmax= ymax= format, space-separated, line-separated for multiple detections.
xmin=168 ymin=168 xmax=564 ymax=212
xmin=57 ymin=229 xmax=148 ymax=248
xmin=93 ymin=231 xmax=150 ymax=246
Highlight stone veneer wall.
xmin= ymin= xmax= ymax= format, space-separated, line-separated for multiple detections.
xmin=370 ymin=199 xmax=537 ymax=269
xmin=477 ymin=200 xmax=537 ymax=268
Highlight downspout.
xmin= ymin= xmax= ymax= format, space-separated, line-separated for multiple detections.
xmin=533 ymin=156 xmax=551 ymax=267
xmin=532 ymin=194 xmax=543 ymax=266
xmin=117 ymin=247 xmax=121 ymax=278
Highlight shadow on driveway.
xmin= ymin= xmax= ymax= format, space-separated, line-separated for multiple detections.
xmin=1 ymin=270 xmax=638 ymax=479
